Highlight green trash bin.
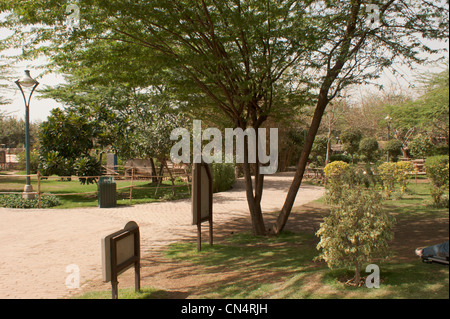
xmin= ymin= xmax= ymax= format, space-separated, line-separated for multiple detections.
xmin=98 ymin=176 xmax=117 ymax=208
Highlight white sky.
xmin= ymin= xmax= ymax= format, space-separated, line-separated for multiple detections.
xmin=0 ymin=16 xmax=448 ymax=123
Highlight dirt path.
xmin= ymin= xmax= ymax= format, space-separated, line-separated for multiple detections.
xmin=0 ymin=172 xmax=324 ymax=299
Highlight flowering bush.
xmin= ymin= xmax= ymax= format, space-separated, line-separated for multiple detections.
xmin=425 ymin=155 xmax=449 ymax=206
xmin=316 ymin=182 xmax=395 ymax=285
xmin=393 ymin=161 xmax=414 ymax=194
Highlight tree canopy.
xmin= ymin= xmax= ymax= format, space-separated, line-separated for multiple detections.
xmin=1 ymin=0 xmax=448 ymax=235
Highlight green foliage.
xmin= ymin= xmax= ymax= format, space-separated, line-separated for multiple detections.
xmin=17 ymin=148 xmax=40 ymax=174
xmin=38 ymin=107 xmax=102 ymax=182
xmin=0 ymin=194 xmax=60 ymax=209
xmin=73 ymin=156 xmax=102 ymax=185
xmin=340 ymin=130 xmax=362 ymax=162
xmin=329 ymin=154 xmax=351 ymax=164
xmin=310 ymin=136 xmax=328 ymax=167
xmin=394 ymin=161 xmax=415 ymax=195
xmin=386 ymin=70 xmax=449 ymax=143
xmin=211 ymin=163 xmax=235 ymax=193
xmin=384 ymin=139 xmax=403 ymax=162
xmin=409 ymin=135 xmax=435 ymax=159
xmin=324 ymin=161 xmax=351 ymax=186
xmin=377 ymin=162 xmax=397 ymax=198
xmin=316 ymin=187 xmax=395 ymax=284
xmin=0 ymin=115 xmax=40 ymax=148
xmin=425 ymin=155 xmax=449 ymax=206
xmin=320 ymin=162 xmax=396 ymax=283
xmin=377 ymin=161 xmax=414 ymax=198
xmin=39 ymin=150 xmax=74 ymax=178
xmin=358 ymin=137 xmax=379 ymax=163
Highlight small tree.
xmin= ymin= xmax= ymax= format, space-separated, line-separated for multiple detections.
xmin=317 ymin=163 xmax=395 ymax=285
xmin=359 ymin=137 xmax=379 ymax=163
xmin=377 ymin=162 xmax=397 ymax=198
xmin=425 ymin=155 xmax=449 ymax=206
xmin=394 ymin=161 xmax=414 ymax=195
xmin=323 ymin=160 xmax=351 ymax=203
xmin=384 ymin=139 xmax=403 ymax=162
xmin=409 ymin=135 xmax=435 ymax=159
xmin=340 ymin=130 xmax=362 ymax=163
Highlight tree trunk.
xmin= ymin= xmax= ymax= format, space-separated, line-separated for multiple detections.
xmin=325 ymin=128 xmax=333 ymax=166
xmin=272 ymin=0 xmax=362 ymax=235
xmin=242 ymin=127 xmax=266 ymax=236
xmin=163 ymin=159 xmax=176 ymax=196
xmin=272 ymin=93 xmax=329 ymax=234
xmin=354 ymin=261 xmax=361 ymax=285
xmin=150 ymin=158 xmax=158 ymax=183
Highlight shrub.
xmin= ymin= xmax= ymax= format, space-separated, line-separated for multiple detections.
xmin=324 ymin=161 xmax=350 ymax=197
xmin=316 ymin=188 xmax=395 ymax=285
xmin=384 ymin=139 xmax=403 ymax=162
xmin=359 ymin=137 xmax=379 ymax=163
xmin=329 ymin=153 xmax=351 ymax=164
xmin=409 ymin=135 xmax=435 ymax=159
xmin=377 ymin=162 xmax=397 ymax=198
xmin=74 ymin=156 xmax=102 ymax=185
xmin=0 ymin=194 xmax=60 ymax=209
xmin=394 ymin=161 xmax=414 ymax=195
xmin=341 ymin=129 xmax=362 ymax=163
xmin=425 ymin=155 xmax=449 ymax=206
xmin=17 ymin=148 xmax=40 ymax=174
xmin=211 ymin=163 xmax=235 ymax=193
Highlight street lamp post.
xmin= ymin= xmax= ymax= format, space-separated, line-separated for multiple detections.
xmin=385 ymin=115 xmax=392 ymax=162
xmin=15 ymin=70 xmax=39 ymax=199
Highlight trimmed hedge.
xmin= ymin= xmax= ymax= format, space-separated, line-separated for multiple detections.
xmin=0 ymin=194 xmax=60 ymax=209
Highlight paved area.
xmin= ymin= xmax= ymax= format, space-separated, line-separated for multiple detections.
xmin=0 ymin=173 xmax=324 ymax=299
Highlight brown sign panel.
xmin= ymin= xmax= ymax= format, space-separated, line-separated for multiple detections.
xmin=191 ymin=163 xmax=213 ymax=251
xmin=101 ymin=221 xmax=140 ymax=299
xmin=192 ymin=163 xmax=212 ymax=225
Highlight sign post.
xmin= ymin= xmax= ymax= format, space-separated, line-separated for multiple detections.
xmin=102 ymin=221 xmax=140 ymax=299
xmin=192 ymin=162 xmax=213 ymax=252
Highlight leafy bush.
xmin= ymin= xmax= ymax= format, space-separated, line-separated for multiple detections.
xmin=377 ymin=162 xmax=397 ymax=198
xmin=324 ymin=161 xmax=351 ymax=204
xmin=394 ymin=161 xmax=414 ymax=194
xmin=340 ymin=129 xmax=362 ymax=163
xmin=310 ymin=136 xmax=328 ymax=167
xmin=359 ymin=137 xmax=379 ymax=163
xmin=425 ymin=155 xmax=449 ymax=206
xmin=316 ymin=180 xmax=395 ymax=285
xmin=74 ymin=156 xmax=102 ymax=185
xmin=329 ymin=154 xmax=351 ymax=163
xmin=409 ymin=135 xmax=435 ymax=159
xmin=211 ymin=163 xmax=235 ymax=193
xmin=17 ymin=148 xmax=40 ymax=174
xmin=0 ymin=194 xmax=60 ymax=208
xmin=384 ymin=139 xmax=403 ymax=162
xmin=39 ymin=150 xmax=74 ymax=178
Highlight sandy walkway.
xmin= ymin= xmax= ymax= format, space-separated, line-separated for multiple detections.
xmin=0 ymin=172 xmax=324 ymax=299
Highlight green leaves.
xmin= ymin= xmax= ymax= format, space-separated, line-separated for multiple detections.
xmin=317 ymin=165 xmax=396 ymax=282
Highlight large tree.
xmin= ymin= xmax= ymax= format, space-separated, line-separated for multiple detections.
xmin=1 ymin=0 xmax=448 ymax=235
xmin=1 ymin=0 xmax=318 ymax=235
xmin=272 ymin=0 xmax=448 ymax=234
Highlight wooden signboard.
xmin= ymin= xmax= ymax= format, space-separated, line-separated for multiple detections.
xmin=102 ymin=221 xmax=140 ymax=299
xmin=191 ymin=162 xmax=213 ymax=252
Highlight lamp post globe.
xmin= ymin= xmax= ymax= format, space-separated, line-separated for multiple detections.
xmin=15 ymin=70 xmax=39 ymax=200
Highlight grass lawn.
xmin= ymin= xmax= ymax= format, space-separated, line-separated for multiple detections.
xmin=73 ymin=179 xmax=448 ymax=299
xmin=0 ymin=174 xmax=190 ymax=208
